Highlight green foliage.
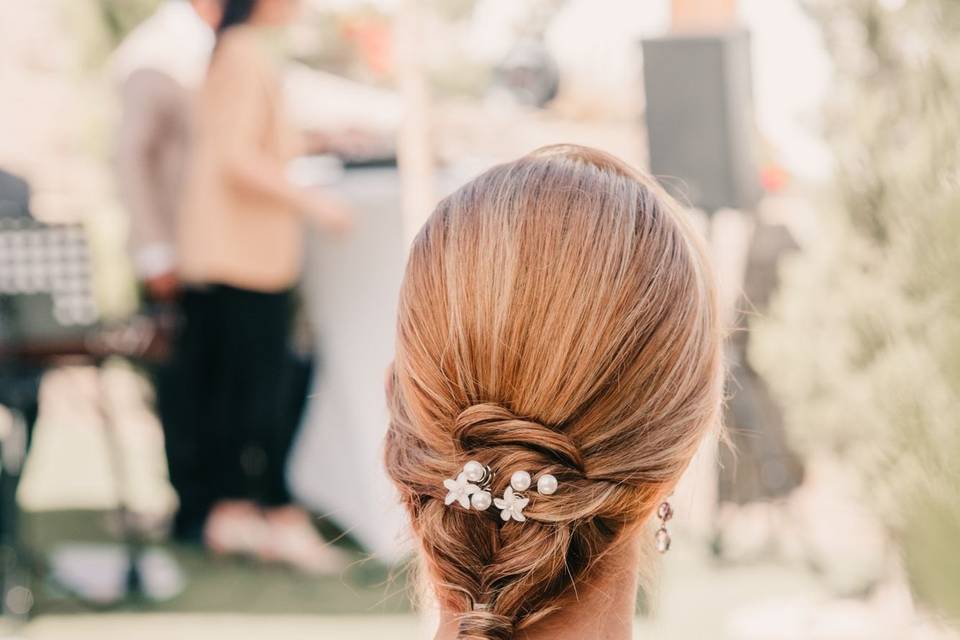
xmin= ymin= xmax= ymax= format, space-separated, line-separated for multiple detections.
xmin=752 ymin=0 xmax=960 ymax=623
xmin=60 ymin=0 xmax=161 ymax=70
xmin=97 ymin=0 xmax=162 ymax=45
xmin=425 ymin=0 xmax=478 ymax=22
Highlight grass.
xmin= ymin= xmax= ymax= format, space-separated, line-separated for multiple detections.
xmin=21 ymin=509 xmax=413 ymax=617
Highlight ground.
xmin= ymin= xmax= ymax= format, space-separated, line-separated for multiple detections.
xmin=3 ymin=355 xmax=955 ymax=640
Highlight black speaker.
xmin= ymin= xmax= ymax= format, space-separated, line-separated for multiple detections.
xmin=641 ymin=29 xmax=762 ymax=212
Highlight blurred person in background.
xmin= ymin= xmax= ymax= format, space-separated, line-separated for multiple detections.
xmin=174 ymin=0 xmax=351 ymax=573
xmin=111 ymin=0 xmax=224 ymax=544
xmin=385 ymin=146 xmax=723 ymax=640
xmin=113 ymin=0 xmax=224 ymax=305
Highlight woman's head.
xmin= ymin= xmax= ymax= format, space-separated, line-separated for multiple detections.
xmin=384 ymin=145 xmax=724 ymax=639
xmin=217 ymin=0 xmax=301 ymax=32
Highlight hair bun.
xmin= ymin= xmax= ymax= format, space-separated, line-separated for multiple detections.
xmin=453 ymin=402 xmax=585 ymax=473
xmin=384 ymin=145 xmax=724 ymax=639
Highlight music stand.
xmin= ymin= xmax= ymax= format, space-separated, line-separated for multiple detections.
xmin=0 ymin=216 xmax=171 ymax=620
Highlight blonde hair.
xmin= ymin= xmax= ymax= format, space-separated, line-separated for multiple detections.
xmin=384 ymin=145 xmax=723 ymax=639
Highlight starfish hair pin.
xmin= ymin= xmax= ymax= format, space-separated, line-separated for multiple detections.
xmin=493 ymin=486 xmax=529 ymax=522
xmin=442 ymin=463 xmax=559 ymax=524
xmin=443 ymin=472 xmax=478 ymax=508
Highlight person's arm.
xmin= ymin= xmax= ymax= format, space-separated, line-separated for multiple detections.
xmin=117 ymin=69 xmax=180 ymax=293
xmin=207 ymin=32 xmax=307 ymax=211
xmin=207 ymin=31 xmax=351 ymax=231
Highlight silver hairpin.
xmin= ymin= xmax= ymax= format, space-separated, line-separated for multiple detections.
xmin=443 ymin=463 xmax=559 ymax=523
xmin=444 ymin=461 xmax=494 ymax=511
xmin=492 ymin=470 xmax=531 ymax=521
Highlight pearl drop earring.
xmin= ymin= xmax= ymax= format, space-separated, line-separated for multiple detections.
xmin=655 ymin=500 xmax=673 ymax=554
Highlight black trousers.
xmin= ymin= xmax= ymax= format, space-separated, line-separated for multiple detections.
xmin=157 ymin=284 xmax=305 ymax=540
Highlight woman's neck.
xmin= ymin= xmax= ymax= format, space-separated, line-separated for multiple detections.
xmin=434 ymin=537 xmax=640 ymax=640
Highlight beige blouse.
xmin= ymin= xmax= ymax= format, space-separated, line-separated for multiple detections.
xmin=178 ymin=25 xmax=302 ymax=292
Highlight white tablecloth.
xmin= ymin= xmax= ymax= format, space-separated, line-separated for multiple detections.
xmin=287 ymin=166 xmax=410 ymax=564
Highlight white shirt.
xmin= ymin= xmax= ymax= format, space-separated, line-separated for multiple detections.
xmin=110 ymin=1 xmax=215 ymax=279
xmin=110 ymin=0 xmax=215 ymax=91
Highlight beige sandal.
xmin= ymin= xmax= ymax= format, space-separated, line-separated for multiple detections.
xmin=203 ymin=501 xmax=269 ymax=557
xmin=259 ymin=507 xmax=352 ymax=575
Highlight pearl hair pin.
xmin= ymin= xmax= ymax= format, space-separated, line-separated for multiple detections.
xmin=463 ymin=460 xmax=494 ymax=510
xmin=537 ymin=473 xmax=558 ymax=495
xmin=510 ymin=470 xmax=531 ymax=491
xmin=442 ymin=461 xmax=559 ymax=522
